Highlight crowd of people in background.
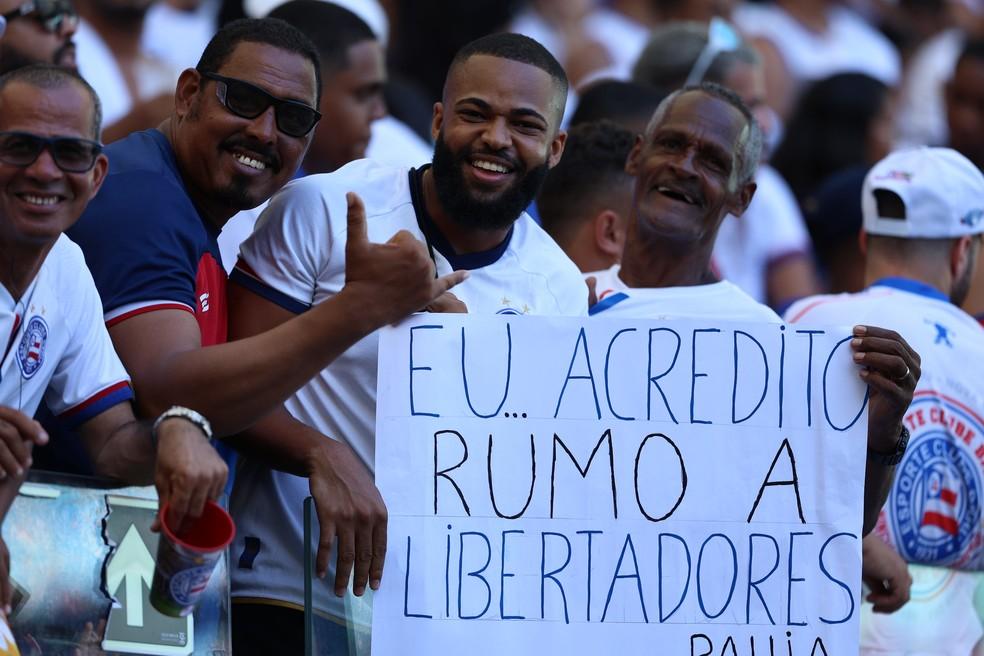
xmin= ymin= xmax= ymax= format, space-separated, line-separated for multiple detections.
xmin=0 ymin=0 xmax=982 ymax=654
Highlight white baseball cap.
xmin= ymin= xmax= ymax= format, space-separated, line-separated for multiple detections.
xmin=862 ymin=147 xmax=984 ymax=239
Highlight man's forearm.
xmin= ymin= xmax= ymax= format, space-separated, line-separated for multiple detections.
xmin=86 ymin=419 xmax=156 ymax=486
xmin=130 ymin=290 xmax=380 ymax=436
xmin=224 ymin=408 xmax=329 ymax=477
xmin=862 ymin=459 xmax=894 ymax=536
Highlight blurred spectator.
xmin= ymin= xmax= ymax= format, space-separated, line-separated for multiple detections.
xmin=946 ymin=37 xmax=984 ymax=169
xmin=269 ymin=0 xmax=384 ymax=173
xmin=143 ymin=0 xmax=221 ymax=71
xmin=569 ymin=79 xmax=667 ymax=134
xmin=735 ymin=0 xmax=901 ymax=118
xmin=511 ymin=0 xmax=735 ymax=87
xmin=893 ymin=1 xmax=983 ymax=148
xmin=633 ymin=20 xmax=819 ymax=309
xmin=73 ymin=0 xmax=181 ymax=142
xmin=946 ymin=37 xmax=984 ymax=319
xmin=388 ymin=0 xmax=520 ymax=104
xmin=539 ymin=120 xmax=635 ymax=272
xmin=805 ymin=165 xmax=869 ymax=292
xmin=0 ymin=0 xmax=78 ymax=73
xmin=772 ymin=72 xmax=894 ymax=210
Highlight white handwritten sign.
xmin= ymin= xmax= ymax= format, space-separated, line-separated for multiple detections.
xmin=373 ymin=315 xmax=868 ymax=656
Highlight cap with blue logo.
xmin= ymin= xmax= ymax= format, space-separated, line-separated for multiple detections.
xmin=862 ymin=147 xmax=984 ymax=239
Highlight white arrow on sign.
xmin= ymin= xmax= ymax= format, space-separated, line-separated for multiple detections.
xmin=106 ymin=524 xmax=155 ymax=627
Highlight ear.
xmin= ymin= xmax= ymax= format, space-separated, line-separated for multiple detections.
xmin=546 ymin=129 xmax=567 ymax=169
xmin=951 ymin=234 xmax=974 ymax=280
xmin=858 ymin=229 xmax=868 ymax=256
xmin=86 ymin=153 xmax=109 ymax=200
xmin=174 ymin=68 xmax=203 ymax=120
xmin=625 ymin=135 xmax=644 ymax=176
xmin=727 ymin=180 xmax=757 ymax=217
xmin=431 ymin=102 xmax=444 ymax=142
xmin=594 ymin=209 xmax=626 ymax=259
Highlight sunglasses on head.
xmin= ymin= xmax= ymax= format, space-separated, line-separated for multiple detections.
xmin=0 ymin=131 xmax=103 ymax=173
xmin=199 ymin=71 xmax=321 ymax=138
xmin=1 ymin=0 xmax=78 ymax=33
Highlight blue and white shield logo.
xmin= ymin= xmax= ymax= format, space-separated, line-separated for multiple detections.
xmin=17 ymin=315 xmax=48 ymax=379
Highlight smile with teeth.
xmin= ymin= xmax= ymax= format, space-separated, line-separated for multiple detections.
xmin=656 ymin=185 xmax=699 ymax=206
xmin=19 ymin=193 xmax=61 ymax=206
xmin=233 ymin=152 xmax=268 ymax=171
xmin=472 ymin=159 xmax=511 ymax=174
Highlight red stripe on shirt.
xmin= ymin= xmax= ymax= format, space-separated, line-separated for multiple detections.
xmin=921 ymin=511 xmax=959 ymax=536
xmin=60 ymin=380 xmax=131 ymax=418
xmin=106 ymin=302 xmax=194 ymax=328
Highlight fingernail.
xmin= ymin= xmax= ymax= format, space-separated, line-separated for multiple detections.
xmin=38 ymin=430 xmax=48 ymax=444
xmin=370 ymin=579 xmax=380 ymax=591
xmin=851 ymin=338 xmax=862 ymax=347
xmin=860 ymin=369 xmax=870 ymax=377
xmin=25 ymin=458 xmax=31 ymax=468
xmin=854 ymin=325 xmax=867 ymax=335
xmin=354 ymin=586 xmax=365 ymax=596
xmin=4 ymin=606 xmax=10 ymax=616
xmin=335 ymin=588 xmax=345 ymax=598
xmin=14 ymin=467 xmax=22 ymax=476
xmin=853 ymin=352 xmax=864 ymax=361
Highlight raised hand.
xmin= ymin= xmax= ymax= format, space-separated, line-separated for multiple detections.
xmin=342 ymin=192 xmax=468 ymax=327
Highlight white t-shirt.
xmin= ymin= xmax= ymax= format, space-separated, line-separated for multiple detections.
xmin=229 ymin=159 xmax=587 ymax=616
xmin=0 ymin=236 xmax=132 ymax=425
xmin=785 ymin=278 xmax=984 ymax=651
xmin=712 ymin=164 xmax=812 ymax=305
xmin=75 ymin=20 xmax=181 ymax=128
xmin=734 ymin=4 xmax=901 ymax=88
xmin=588 ymin=264 xmax=782 ymax=323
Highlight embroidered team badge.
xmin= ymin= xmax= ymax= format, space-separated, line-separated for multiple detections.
xmin=16 ymin=315 xmax=48 ymax=379
xmin=890 ymin=393 xmax=983 ymax=568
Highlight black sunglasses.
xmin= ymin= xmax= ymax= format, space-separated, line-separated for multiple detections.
xmin=0 ymin=131 xmax=103 ymax=173
xmin=1 ymin=0 xmax=78 ymax=33
xmin=199 ymin=71 xmax=321 ymax=138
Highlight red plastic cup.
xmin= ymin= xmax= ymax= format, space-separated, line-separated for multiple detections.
xmin=149 ymin=499 xmax=235 ymax=617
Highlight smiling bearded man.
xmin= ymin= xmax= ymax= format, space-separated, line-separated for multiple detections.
xmin=223 ymin=32 xmax=588 ymax=655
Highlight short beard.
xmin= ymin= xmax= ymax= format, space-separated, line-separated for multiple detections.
xmin=431 ymin=132 xmax=548 ymax=232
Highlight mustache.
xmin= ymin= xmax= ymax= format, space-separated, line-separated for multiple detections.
xmin=221 ymin=135 xmax=282 ymax=172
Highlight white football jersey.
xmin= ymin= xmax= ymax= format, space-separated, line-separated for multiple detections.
xmin=786 ymin=279 xmax=984 ymax=653
xmin=587 ymin=264 xmax=782 ymax=323
xmin=0 ymin=235 xmax=131 ymax=425
xmin=229 ymin=159 xmax=588 ymax=618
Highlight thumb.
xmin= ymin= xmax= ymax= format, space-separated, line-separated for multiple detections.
xmin=345 ymin=192 xmax=368 ymax=250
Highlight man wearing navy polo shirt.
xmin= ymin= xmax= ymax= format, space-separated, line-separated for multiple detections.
xmin=64 ymin=15 xmax=465 ymax=633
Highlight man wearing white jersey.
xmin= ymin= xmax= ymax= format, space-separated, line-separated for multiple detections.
xmin=226 ymin=33 xmax=586 ymax=654
xmin=588 ymin=82 xmax=919 ymax=539
xmin=0 ymin=65 xmax=228 ymax=622
xmin=785 ymin=147 xmax=984 ymax=654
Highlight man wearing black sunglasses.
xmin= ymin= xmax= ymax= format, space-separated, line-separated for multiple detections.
xmin=0 ymin=0 xmax=77 ymax=74
xmin=62 ymin=16 xmax=465 ymax=641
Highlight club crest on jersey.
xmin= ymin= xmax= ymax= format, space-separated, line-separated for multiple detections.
xmin=890 ymin=396 xmax=983 ymax=568
xmin=17 ymin=315 xmax=48 ymax=379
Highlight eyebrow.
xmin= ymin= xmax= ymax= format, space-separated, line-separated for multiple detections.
xmin=455 ymin=97 xmax=548 ymax=125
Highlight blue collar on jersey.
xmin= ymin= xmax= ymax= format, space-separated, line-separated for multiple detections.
xmin=870 ymin=276 xmax=950 ymax=303
xmin=408 ymin=165 xmax=514 ymax=271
